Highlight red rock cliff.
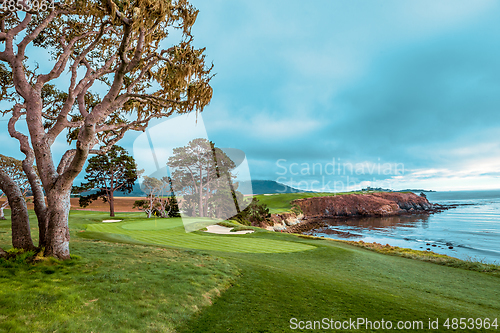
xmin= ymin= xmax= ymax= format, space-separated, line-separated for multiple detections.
xmin=292 ymin=192 xmax=432 ymax=218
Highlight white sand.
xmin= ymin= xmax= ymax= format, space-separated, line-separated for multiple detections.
xmin=204 ymin=225 xmax=254 ymax=235
xmin=102 ymin=219 xmax=122 ymax=223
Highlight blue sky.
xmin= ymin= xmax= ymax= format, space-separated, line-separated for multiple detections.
xmin=2 ymin=0 xmax=500 ymax=191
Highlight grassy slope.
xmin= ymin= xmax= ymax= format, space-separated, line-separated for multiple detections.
xmin=179 ymin=241 xmax=500 ymax=332
xmin=1 ymin=210 xmax=499 ymax=332
xmin=0 ymin=211 xmax=238 ymax=333
xmin=255 ymin=191 xmax=365 ymax=214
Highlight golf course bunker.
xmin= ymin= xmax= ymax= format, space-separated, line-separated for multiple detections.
xmin=86 ymin=218 xmax=314 ymax=253
xmin=205 ymin=225 xmax=254 ymax=235
xmin=102 ymin=219 xmax=122 ymax=223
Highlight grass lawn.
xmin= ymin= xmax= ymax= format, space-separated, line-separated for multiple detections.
xmin=0 ymin=211 xmax=237 ymax=333
xmin=1 ymin=209 xmax=499 ymax=332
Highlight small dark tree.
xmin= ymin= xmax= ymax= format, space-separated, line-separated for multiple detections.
xmin=72 ymin=146 xmax=138 ymax=217
xmin=168 ymin=192 xmax=182 ymax=218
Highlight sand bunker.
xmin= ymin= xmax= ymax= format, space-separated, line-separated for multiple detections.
xmin=102 ymin=219 xmax=122 ymax=223
xmin=204 ymin=225 xmax=254 ymax=235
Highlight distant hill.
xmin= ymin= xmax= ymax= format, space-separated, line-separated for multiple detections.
xmin=398 ymin=189 xmax=436 ymax=193
xmin=75 ymin=183 xmax=148 ymax=198
xmin=115 ymin=183 xmax=148 ymax=197
xmin=361 ymin=187 xmax=436 ymax=193
xmin=74 ymin=180 xmax=308 ymax=197
xmin=237 ymin=180 xmax=309 ymax=195
xmin=121 ymin=179 xmax=308 ymax=196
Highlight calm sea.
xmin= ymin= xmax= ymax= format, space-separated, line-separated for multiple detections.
xmin=308 ymin=190 xmax=500 ymax=264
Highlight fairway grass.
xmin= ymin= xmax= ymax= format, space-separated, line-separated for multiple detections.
xmin=1 ymin=210 xmax=499 ymax=332
xmin=178 ymin=241 xmax=500 ymax=332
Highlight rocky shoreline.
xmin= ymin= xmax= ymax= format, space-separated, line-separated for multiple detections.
xmin=269 ymin=192 xmax=451 ymax=232
xmin=268 ymin=212 xmax=304 ymax=231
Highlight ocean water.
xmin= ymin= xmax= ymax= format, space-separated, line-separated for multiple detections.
xmin=308 ymin=190 xmax=500 ymax=264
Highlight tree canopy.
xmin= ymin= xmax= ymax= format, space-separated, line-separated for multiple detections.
xmin=168 ymin=138 xmax=240 ymax=219
xmin=0 ymin=154 xmax=30 ymax=220
xmin=0 ymin=154 xmax=30 ymax=194
xmin=72 ymin=145 xmax=138 ymax=217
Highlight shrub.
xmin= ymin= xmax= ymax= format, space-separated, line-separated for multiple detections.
xmin=232 ymin=198 xmax=271 ymax=226
xmin=291 ymin=204 xmax=303 ymax=215
xmin=1 ymin=248 xmax=37 ymax=264
xmin=133 ymin=197 xmax=180 ymax=218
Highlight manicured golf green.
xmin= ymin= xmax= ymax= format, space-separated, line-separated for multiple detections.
xmin=86 ymin=217 xmax=314 ymax=253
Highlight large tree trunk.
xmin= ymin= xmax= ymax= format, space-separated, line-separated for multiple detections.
xmin=203 ymin=185 xmax=210 ymax=217
xmin=22 ymin=162 xmax=48 ymax=248
xmin=44 ymin=188 xmax=71 ymax=260
xmin=109 ymin=191 xmax=115 ymax=217
xmin=35 ymin=202 xmax=48 ymax=248
xmin=0 ymin=202 xmax=6 ymax=220
xmin=0 ymin=169 xmax=35 ymax=251
xmin=147 ymin=194 xmax=154 ymax=218
xmin=8 ymin=102 xmax=49 ymax=248
xmin=198 ymin=186 xmax=204 ymax=217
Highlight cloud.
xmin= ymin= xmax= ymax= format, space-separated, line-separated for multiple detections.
xmin=315 ymin=22 xmax=500 ymax=167
xmin=209 ymin=111 xmax=321 ymax=140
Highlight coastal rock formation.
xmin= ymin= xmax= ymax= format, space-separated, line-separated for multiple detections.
xmin=270 ymin=212 xmax=304 ymax=231
xmin=291 ymin=192 xmax=432 ymax=218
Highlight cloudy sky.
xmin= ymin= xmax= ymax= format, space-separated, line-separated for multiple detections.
xmin=3 ymin=0 xmax=500 ymax=192
xmin=191 ymin=0 xmax=500 ymax=191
